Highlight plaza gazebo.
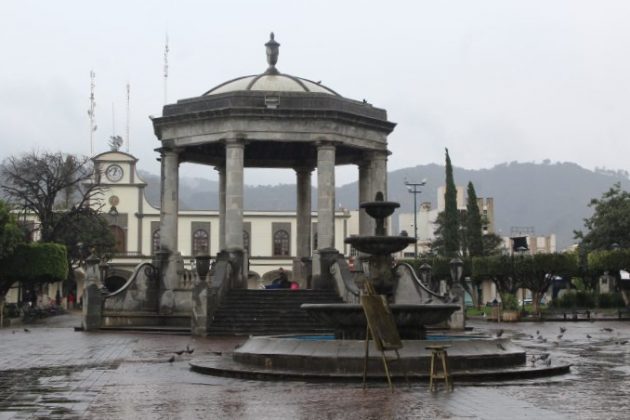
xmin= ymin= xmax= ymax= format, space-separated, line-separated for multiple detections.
xmin=151 ymin=34 xmax=395 ymax=314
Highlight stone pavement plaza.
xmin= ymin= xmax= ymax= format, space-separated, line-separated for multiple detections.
xmin=1 ymin=314 xmax=629 ymax=419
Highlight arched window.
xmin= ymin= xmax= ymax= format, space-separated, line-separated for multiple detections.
xmin=109 ymin=225 xmax=126 ymax=254
xmin=243 ymin=230 xmax=250 ymax=255
xmin=152 ymin=229 xmax=160 ymax=255
xmin=192 ymin=229 xmax=209 ymax=255
xmin=273 ymin=229 xmax=290 ymax=256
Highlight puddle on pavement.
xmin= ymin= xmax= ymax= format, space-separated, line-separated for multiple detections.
xmin=0 ymin=363 xmax=119 ymax=418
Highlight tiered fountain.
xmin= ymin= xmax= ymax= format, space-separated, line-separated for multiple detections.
xmin=302 ymin=192 xmax=460 ymax=339
xmin=190 ymin=193 xmax=571 ymax=382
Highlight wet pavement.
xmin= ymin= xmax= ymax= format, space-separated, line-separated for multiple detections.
xmin=0 ymin=313 xmax=628 ymax=419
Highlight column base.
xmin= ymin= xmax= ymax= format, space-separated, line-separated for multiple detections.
xmin=313 ymin=248 xmax=340 ymax=290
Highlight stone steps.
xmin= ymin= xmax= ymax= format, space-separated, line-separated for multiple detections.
xmin=207 ymin=289 xmax=342 ymax=336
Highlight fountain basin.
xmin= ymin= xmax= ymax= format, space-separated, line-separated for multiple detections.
xmin=301 ymin=303 xmax=460 ymax=339
xmin=344 ymin=235 xmax=415 ymax=255
xmin=360 ymin=200 xmax=400 ymax=220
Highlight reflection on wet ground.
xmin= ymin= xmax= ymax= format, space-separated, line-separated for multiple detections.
xmin=0 ymin=315 xmax=628 ymax=419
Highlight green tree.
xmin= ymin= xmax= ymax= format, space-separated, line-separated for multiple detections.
xmin=482 ymin=233 xmax=504 ymax=256
xmin=1 ymin=243 xmax=68 ymax=290
xmin=472 ymin=255 xmax=519 ymax=301
xmin=0 ymin=200 xmax=26 ymax=299
xmin=516 ymin=253 xmax=578 ymax=315
xmin=574 ymin=183 xmax=630 ymax=252
xmin=466 ymin=182 xmax=484 ymax=257
xmin=442 ymin=148 xmax=460 ymax=257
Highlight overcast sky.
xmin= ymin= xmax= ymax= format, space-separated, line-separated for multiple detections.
xmin=2 ymin=1 xmax=630 ymax=185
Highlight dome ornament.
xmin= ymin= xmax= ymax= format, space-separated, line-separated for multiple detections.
xmin=265 ymin=32 xmax=280 ymax=75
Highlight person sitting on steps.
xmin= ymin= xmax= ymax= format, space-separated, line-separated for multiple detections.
xmin=265 ymin=267 xmax=291 ymax=289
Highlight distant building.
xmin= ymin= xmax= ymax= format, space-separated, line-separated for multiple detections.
xmin=397 ymin=186 xmax=495 ymax=257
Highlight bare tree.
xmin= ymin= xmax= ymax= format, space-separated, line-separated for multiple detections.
xmin=1 ymin=151 xmax=105 ymax=242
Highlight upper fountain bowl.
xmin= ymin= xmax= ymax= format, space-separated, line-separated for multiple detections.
xmin=360 ymin=200 xmax=400 ymax=220
xmin=344 ymin=235 xmax=415 ymax=255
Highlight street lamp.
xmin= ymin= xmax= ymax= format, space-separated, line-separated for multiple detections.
xmin=404 ymin=178 xmax=426 ymax=258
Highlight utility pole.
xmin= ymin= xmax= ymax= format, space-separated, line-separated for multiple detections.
xmin=405 ymin=178 xmax=426 ymax=258
xmin=88 ymin=70 xmax=97 ymax=156
xmin=126 ymin=83 xmax=130 ymax=152
xmin=164 ymin=33 xmax=169 ymax=105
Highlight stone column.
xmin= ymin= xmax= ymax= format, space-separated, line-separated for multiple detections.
xmin=159 ymin=148 xmax=179 ymax=257
xmin=224 ymin=138 xmax=246 ymax=288
xmin=225 ymin=139 xmax=244 ymax=250
xmin=294 ymin=166 xmax=313 ymax=286
xmin=215 ymin=166 xmax=226 ymax=251
xmin=316 ymin=141 xmax=336 ymax=250
xmin=158 ymin=148 xmax=180 ymax=314
xmin=314 ymin=141 xmax=338 ymax=290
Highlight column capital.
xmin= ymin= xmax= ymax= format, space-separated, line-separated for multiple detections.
xmin=223 ymin=138 xmax=247 ymax=148
xmin=315 ymin=140 xmax=337 ymax=150
xmin=156 ymin=146 xmax=183 ymax=157
xmin=365 ymin=149 xmax=390 ymax=161
xmin=294 ymin=165 xmax=315 ymax=175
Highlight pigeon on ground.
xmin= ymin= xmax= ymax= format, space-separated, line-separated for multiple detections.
xmin=539 ymin=353 xmax=550 ymax=361
xmin=536 ymin=330 xmax=540 ymax=335
xmin=23 ymin=328 xmax=30 ymax=333
xmin=497 ymin=343 xmax=506 ymax=351
xmin=560 ymin=327 xmax=567 ymax=333
xmin=186 ymin=345 xmax=194 ymax=354
xmin=174 ymin=350 xmax=185 ymax=355
xmin=602 ymin=327 xmax=613 ymax=332
xmin=557 ymin=334 xmax=563 ymax=340
xmin=496 ymin=329 xmax=504 ymax=338
xmin=167 ymin=355 xmax=175 ymax=363
xmin=586 ymin=334 xmax=592 ymax=339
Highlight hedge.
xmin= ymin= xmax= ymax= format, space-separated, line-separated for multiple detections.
xmin=1 ymin=242 xmax=68 ymax=284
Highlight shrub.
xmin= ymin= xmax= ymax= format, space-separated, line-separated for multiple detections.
xmin=598 ymin=292 xmax=625 ymax=308
xmin=501 ymin=293 xmax=520 ymax=311
xmin=575 ymin=291 xmax=596 ymax=308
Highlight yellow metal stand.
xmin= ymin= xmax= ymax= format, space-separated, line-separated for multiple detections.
xmin=361 ymin=282 xmax=409 ymax=392
xmin=426 ymin=345 xmax=453 ymax=392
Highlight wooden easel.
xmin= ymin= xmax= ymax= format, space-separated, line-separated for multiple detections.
xmin=361 ymin=282 xmax=409 ymax=392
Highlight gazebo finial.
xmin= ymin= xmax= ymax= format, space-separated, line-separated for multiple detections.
xmin=265 ymin=32 xmax=280 ymax=74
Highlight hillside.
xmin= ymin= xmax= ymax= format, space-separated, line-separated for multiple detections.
xmin=139 ymin=162 xmax=630 ymax=250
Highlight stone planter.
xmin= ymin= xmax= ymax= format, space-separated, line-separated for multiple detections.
xmin=501 ymin=310 xmax=521 ymax=322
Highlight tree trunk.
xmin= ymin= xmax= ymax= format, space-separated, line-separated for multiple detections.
xmin=533 ymin=291 xmax=541 ymax=318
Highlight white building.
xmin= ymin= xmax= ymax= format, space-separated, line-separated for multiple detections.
xmin=94 ymin=151 xmax=354 ymax=285
xmin=398 ymin=186 xmax=495 ymax=257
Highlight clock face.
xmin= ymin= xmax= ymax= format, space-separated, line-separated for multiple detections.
xmin=105 ymin=164 xmax=124 ymax=182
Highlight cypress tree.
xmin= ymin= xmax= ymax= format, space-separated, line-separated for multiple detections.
xmin=466 ymin=181 xmax=484 ymax=257
xmin=443 ymin=148 xmax=460 ymax=256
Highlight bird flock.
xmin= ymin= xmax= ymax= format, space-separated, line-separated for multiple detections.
xmin=524 ymin=325 xmax=629 ymax=368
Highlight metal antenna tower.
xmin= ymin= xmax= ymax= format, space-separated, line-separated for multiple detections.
xmin=164 ymin=33 xmax=169 ymax=105
xmin=111 ymin=102 xmax=116 ymax=137
xmin=126 ymin=83 xmax=130 ymax=152
xmin=88 ymin=70 xmax=97 ymax=155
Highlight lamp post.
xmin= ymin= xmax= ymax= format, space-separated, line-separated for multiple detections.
xmin=404 ymin=178 xmax=426 ymax=258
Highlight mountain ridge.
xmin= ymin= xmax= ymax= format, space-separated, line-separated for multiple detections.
xmin=138 ymin=161 xmax=630 ymax=250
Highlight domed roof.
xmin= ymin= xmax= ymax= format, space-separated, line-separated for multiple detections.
xmin=203 ymin=33 xmax=340 ymax=97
